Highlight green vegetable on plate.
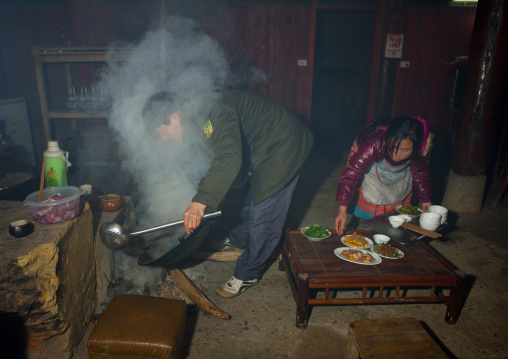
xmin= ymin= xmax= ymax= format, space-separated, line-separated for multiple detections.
xmin=302 ymin=224 xmax=330 ymax=238
xmin=398 ymin=204 xmax=421 ymax=216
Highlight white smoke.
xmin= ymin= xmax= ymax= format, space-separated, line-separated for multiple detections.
xmin=97 ymin=17 xmax=230 ymax=228
xmin=92 ymin=17 xmax=235 ymax=299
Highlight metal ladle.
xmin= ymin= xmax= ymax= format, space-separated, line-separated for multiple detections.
xmin=99 ymin=211 xmax=222 ymax=250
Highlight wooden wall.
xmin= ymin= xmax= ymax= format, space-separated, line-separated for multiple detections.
xmin=391 ymin=6 xmax=476 ymax=133
xmin=193 ymin=2 xmax=314 ymax=123
xmin=0 ymin=0 xmax=476 ymax=138
xmin=0 ymin=0 xmax=314 ymax=134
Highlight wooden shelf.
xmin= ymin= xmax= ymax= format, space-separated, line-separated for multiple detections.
xmin=32 ymin=46 xmax=128 ymax=143
xmin=32 ymin=46 xmax=129 ymax=63
xmin=47 ymin=111 xmax=110 ymax=119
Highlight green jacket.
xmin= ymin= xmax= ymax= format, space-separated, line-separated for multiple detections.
xmin=192 ymin=91 xmax=314 ymax=210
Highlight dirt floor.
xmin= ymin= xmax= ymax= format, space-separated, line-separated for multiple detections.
xmin=68 ymin=139 xmax=508 ymax=358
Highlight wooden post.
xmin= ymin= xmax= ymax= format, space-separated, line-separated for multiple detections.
xmin=443 ymin=0 xmax=508 ymax=213
xmin=370 ymin=1 xmax=407 ymax=121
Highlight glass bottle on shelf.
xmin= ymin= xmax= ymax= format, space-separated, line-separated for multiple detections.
xmin=66 ymin=86 xmax=78 ymax=110
xmin=78 ymin=86 xmax=89 ymax=111
xmin=97 ymin=87 xmax=110 ymax=111
xmin=89 ymin=86 xmax=98 ymax=112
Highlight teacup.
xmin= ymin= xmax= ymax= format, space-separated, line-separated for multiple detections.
xmin=388 ymin=215 xmax=405 ymax=228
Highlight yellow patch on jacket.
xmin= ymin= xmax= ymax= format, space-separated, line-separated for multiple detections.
xmin=203 ymin=120 xmax=213 ymax=138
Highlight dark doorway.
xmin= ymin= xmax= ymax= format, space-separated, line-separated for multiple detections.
xmin=311 ymin=9 xmax=376 ymax=154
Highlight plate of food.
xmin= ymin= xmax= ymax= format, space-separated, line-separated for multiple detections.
xmin=371 ymin=244 xmax=404 ymax=259
xmin=341 ymin=232 xmax=373 ymax=249
xmin=301 ymin=224 xmax=332 ymax=241
xmin=334 ymin=247 xmax=382 ymax=265
xmin=396 ymin=204 xmax=423 ymax=217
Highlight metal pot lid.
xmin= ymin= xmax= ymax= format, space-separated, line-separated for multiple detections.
xmin=137 ymin=218 xmax=216 ymax=266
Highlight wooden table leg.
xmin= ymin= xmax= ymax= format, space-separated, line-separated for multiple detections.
xmin=278 ymin=253 xmax=285 ymax=271
xmin=445 ymin=270 xmax=466 ymax=324
xmin=296 ymin=272 xmax=310 ymax=329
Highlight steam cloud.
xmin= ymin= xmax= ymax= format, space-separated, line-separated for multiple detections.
xmin=97 ymin=17 xmax=230 ymax=227
xmin=93 ymin=17 xmax=237 ymax=299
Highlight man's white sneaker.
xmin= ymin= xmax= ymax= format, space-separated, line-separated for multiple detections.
xmin=215 ymin=276 xmax=258 ymax=298
xmin=212 ymin=237 xmax=244 ymax=252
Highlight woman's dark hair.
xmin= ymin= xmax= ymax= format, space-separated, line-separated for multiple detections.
xmin=141 ymin=91 xmax=176 ymax=134
xmin=358 ymin=115 xmax=424 ymax=156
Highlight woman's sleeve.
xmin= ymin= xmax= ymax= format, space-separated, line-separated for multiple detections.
xmin=336 ymin=137 xmax=380 ymax=207
xmin=411 ymin=155 xmax=432 ymax=203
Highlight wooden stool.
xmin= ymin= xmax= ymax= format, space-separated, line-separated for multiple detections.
xmin=87 ymin=294 xmax=187 ymax=359
xmin=347 ymin=317 xmax=448 ymax=359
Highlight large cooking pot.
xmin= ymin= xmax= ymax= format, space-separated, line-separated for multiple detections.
xmin=137 ymin=215 xmax=218 ymax=266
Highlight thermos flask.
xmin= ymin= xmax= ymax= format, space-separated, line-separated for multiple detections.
xmin=43 ymin=141 xmax=71 ymax=188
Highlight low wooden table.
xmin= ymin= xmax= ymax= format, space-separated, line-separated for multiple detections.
xmin=279 ymin=229 xmax=465 ymax=329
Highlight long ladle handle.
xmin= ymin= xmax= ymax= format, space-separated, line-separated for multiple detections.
xmin=129 ymin=211 xmax=222 ymax=237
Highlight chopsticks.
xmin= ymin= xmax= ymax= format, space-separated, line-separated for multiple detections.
xmin=38 ymin=160 xmax=45 ymax=202
xmin=401 ymin=222 xmax=442 ymax=238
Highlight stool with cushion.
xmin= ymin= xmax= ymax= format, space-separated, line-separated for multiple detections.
xmin=87 ymin=294 xmax=187 ymax=359
xmin=347 ymin=317 xmax=448 ymax=359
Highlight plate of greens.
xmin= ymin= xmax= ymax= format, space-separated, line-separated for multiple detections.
xmin=301 ymin=224 xmax=332 ymax=241
xmin=396 ymin=204 xmax=423 ymax=218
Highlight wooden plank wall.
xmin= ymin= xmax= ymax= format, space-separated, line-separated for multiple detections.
xmin=391 ymin=6 xmax=476 ymax=133
xmin=212 ymin=3 xmax=314 ymax=123
xmin=0 ymin=1 xmax=314 ymax=132
xmin=0 ymin=0 xmax=476 ymax=137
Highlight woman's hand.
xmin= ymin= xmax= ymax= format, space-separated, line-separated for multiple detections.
xmin=335 ymin=206 xmax=348 ymax=236
xmin=421 ymin=202 xmax=432 ymax=213
xmin=183 ymin=202 xmax=207 ymax=234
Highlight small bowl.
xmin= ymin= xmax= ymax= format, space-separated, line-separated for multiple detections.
xmin=79 ymin=184 xmax=93 ymax=195
xmin=428 ymin=205 xmax=448 ymax=215
xmin=373 ymin=234 xmax=390 ymax=245
xmin=100 ymin=194 xmax=123 ymax=212
xmin=429 ymin=205 xmax=448 ymax=225
xmin=419 ymin=221 xmax=440 ymax=231
xmin=9 ymin=220 xmax=35 ymax=238
xmin=388 ymin=215 xmax=405 ymax=228
xmin=420 ymin=212 xmax=441 ymax=224
xmin=398 ymin=214 xmax=412 ymax=222
xmin=437 ymin=215 xmax=447 ymax=225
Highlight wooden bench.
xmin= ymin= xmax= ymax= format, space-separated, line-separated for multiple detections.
xmin=347 ymin=317 xmax=449 ymax=359
xmin=88 ymin=294 xmax=187 ymax=359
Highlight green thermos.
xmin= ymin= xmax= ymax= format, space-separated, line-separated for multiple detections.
xmin=43 ymin=141 xmax=72 ymax=188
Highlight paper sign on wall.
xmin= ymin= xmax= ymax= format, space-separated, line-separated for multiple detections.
xmin=384 ymin=33 xmax=404 ymax=59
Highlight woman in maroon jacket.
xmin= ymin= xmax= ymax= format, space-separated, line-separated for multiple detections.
xmin=335 ymin=115 xmax=432 ymax=235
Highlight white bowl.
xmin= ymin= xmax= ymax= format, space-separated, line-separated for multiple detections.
xmin=388 ymin=215 xmax=405 ymax=228
xmin=429 ymin=206 xmax=448 ymax=225
xmin=420 ymin=212 xmax=441 ymax=224
xmin=419 ymin=221 xmax=440 ymax=231
xmin=398 ymin=214 xmax=412 ymax=222
xmin=79 ymin=184 xmax=93 ymax=195
xmin=373 ymin=234 xmax=390 ymax=245
xmin=436 ymin=215 xmax=447 ymax=225
xmin=429 ymin=205 xmax=448 ymax=216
